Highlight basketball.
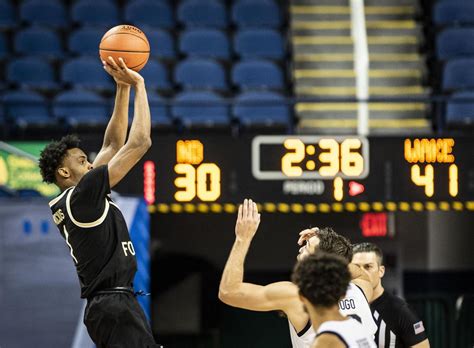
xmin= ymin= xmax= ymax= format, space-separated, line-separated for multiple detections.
xmin=99 ymin=25 xmax=150 ymax=72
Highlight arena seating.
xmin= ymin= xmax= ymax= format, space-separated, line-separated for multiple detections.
xmin=0 ymin=0 xmax=289 ymax=133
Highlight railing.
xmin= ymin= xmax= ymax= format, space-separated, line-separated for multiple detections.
xmin=350 ymin=0 xmax=370 ymax=136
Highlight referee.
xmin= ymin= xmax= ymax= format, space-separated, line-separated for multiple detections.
xmin=352 ymin=243 xmax=429 ymax=348
xmin=39 ymin=57 xmax=161 ymax=347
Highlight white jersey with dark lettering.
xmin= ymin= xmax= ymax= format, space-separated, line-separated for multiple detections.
xmin=288 ymin=282 xmax=377 ymax=347
xmin=316 ymin=318 xmax=376 ymax=347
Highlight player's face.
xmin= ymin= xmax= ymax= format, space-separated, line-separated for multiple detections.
xmin=351 ymin=252 xmax=384 ymax=289
xmin=297 ymin=235 xmax=320 ymax=261
xmin=62 ymin=148 xmax=93 ymax=182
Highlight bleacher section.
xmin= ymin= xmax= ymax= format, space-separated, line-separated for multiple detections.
xmin=0 ymin=0 xmax=291 ymax=135
xmin=291 ymin=0 xmax=431 ymax=134
xmin=433 ymin=0 xmax=474 ymax=128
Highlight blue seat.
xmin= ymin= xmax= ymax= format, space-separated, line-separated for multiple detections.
xmin=437 ymin=29 xmax=474 ymax=60
xmin=232 ymin=60 xmax=284 ymax=90
xmin=446 ymin=91 xmax=474 ymax=127
xmin=434 ymin=0 xmax=474 ymax=26
xmin=178 ymin=0 xmax=227 ymax=28
xmin=233 ymin=91 xmax=290 ymax=127
xmin=442 ymin=58 xmax=474 ymax=91
xmin=172 ymin=91 xmax=229 ymax=127
xmin=0 ymin=32 xmax=8 ymax=60
xmin=125 ymin=0 xmax=174 ymax=29
xmin=7 ymin=57 xmax=58 ymax=90
xmin=72 ymin=0 xmax=119 ymax=27
xmin=234 ymin=29 xmax=284 ymax=59
xmin=14 ymin=27 xmax=63 ymax=58
xmin=129 ymin=91 xmax=171 ymax=128
xmin=61 ymin=57 xmax=113 ymax=91
xmin=20 ymin=0 xmax=68 ymax=28
xmin=0 ymin=0 xmax=15 ymax=29
xmin=17 ymin=189 xmax=42 ymax=197
xmin=175 ymin=58 xmax=227 ymax=90
xmin=232 ymin=0 xmax=281 ymax=28
xmin=68 ymin=27 xmax=104 ymax=56
xmin=148 ymin=29 xmax=175 ymax=59
xmin=53 ymin=90 xmax=110 ymax=128
xmin=0 ymin=186 xmax=16 ymax=198
xmin=3 ymin=90 xmax=54 ymax=129
xmin=140 ymin=59 xmax=171 ymax=91
xmin=179 ymin=29 xmax=230 ymax=59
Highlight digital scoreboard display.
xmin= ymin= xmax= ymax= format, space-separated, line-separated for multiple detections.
xmin=117 ymin=135 xmax=474 ymax=212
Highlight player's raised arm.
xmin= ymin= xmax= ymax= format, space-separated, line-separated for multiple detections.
xmin=106 ymin=58 xmax=152 ymax=188
xmin=93 ymin=57 xmax=131 ymax=168
xmin=218 ymin=199 xmax=304 ymax=327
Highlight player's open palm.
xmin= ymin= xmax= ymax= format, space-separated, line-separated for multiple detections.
xmin=103 ymin=56 xmax=144 ymax=86
xmin=235 ymin=199 xmax=261 ymax=242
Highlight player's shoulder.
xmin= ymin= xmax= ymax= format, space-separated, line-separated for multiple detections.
xmin=314 ymin=332 xmax=346 ymax=348
xmin=48 ymin=186 xmax=74 ymax=209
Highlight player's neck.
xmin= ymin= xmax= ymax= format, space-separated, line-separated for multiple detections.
xmin=371 ymin=284 xmax=385 ymax=303
xmin=309 ymin=305 xmax=346 ymax=332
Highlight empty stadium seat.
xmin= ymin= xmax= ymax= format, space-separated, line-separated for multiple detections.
xmin=147 ymin=29 xmax=176 ymax=60
xmin=0 ymin=0 xmax=15 ymax=29
xmin=61 ymin=57 xmax=113 ymax=91
xmin=232 ymin=0 xmax=281 ymax=28
xmin=7 ymin=57 xmax=59 ymax=90
xmin=172 ymin=91 xmax=229 ymax=127
xmin=14 ymin=27 xmax=63 ymax=58
xmin=442 ymin=58 xmax=474 ymax=91
xmin=175 ymin=58 xmax=227 ymax=90
xmin=434 ymin=0 xmax=474 ymax=26
xmin=179 ymin=29 xmax=230 ymax=59
xmin=232 ymin=60 xmax=284 ymax=90
xmin=446 ymin=91 xmax=474 ymax=127
xmin=234 ymin=29 xmax=284 ymax=59
xmin=3 ymin=90 xmax=54 ymax=129
xmin=53 ymin=89 xmax=110 ymax=128
xmin=233 ymin=91 xmax=290 ymax=128
xmin=20 ymin=0 xmax=68 ymax=28
xmin=0 ymin=32 xmax=8 ymax=60
xmin=437 ymin=28 xmax=474 ymax=60
xmin=125 ymin=0 xmax=174 ymax=29
xmin=178 ymin=0 xmax=227 ymax=28
xmin=139 ymin=59 xmax=172 ymax=91
xmin=68 ymin=27 xmax=104 ymax=56
xmin=71 ymin=0 xmax=119 ymax=27
xmin=129 ymin=91 xmax=171 ymax=128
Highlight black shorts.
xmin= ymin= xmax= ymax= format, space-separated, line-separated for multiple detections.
xmin=84 ymin=292 xmax=161 ymax=348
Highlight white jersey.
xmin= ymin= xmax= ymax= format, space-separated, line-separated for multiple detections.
xmin=288 ymin=282 xmax=377 ymax=348
xmin=316 ymin=318 xmax=376 ymax=347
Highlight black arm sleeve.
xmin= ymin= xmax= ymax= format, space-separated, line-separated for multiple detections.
xmin=398 ymin=303 xmax=428 ymax=346
xmin=69 ymin=165 xmax=111 ymax=223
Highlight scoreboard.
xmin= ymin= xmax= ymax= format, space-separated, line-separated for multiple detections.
xmin=117 ymin=135 xmax=474 ymax=213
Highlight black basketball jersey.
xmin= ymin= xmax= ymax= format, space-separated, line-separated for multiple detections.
xmin=371 ymin=291 xmax=427 ymax=347
xmin=49 ymin=165 xmax=137 ymax=298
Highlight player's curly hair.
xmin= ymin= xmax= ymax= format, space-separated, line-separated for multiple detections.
xmin=292 ymin=252 xmax=350 ymax=308
xmin=316 ymin=228 xmax=353 ymax=262
xmin=39 ymin=135 xmax=81 ymax=184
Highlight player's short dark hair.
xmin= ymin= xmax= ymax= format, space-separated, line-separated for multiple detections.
xmin=39 ymin=135 xmax=81 ymax=184
xmin=292 ymin=252 xmax=350 ymax=308
xmin=315 ymin=228 xmax=353 ymax=262
xmin=353 ymin=242 xmax=384 ymax=265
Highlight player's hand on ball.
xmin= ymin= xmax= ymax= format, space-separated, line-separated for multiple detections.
xmin=235 ymin=199 xmax=261 ymax=242
xmin=103 ymin=56 xmax=144 ymax=87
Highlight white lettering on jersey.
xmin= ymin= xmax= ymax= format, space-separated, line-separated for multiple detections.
xmin=121 ymin=241 xmax=136 ymax=256
xmin=53 ymin=209 xmax=65 ymax=225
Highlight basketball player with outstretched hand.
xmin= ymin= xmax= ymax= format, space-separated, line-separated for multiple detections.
xmin=39 ymin=57 xmax=161 ymax=348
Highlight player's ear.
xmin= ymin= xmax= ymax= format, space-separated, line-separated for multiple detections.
xmin=379 ymin=265 xmax=385 ymax=278
xmin=57 ymin=167 xmax=70 ymax=179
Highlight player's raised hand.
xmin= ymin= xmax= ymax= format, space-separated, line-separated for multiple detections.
xmin=235 ymin=199 xmax=261 ymax=242
xmin=103 ymin=56 xmax=144 ymax=87
xmin=297 ymin=227 xmax=319 ymax=246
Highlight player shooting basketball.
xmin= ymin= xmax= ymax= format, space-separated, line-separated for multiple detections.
xmin=39 ymin=57 xmax=161 ymax=348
